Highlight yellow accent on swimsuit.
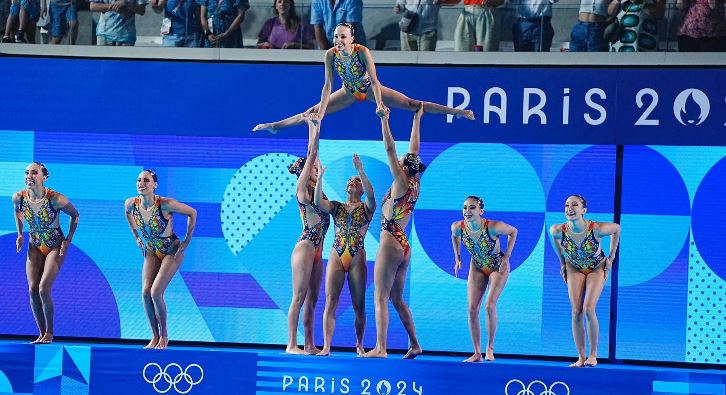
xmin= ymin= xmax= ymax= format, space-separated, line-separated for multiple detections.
xmin=460 ymin=219 xmax=503 ymax=275
xmin=21 ymin=189 xmax=64 ymax=256
xmin=381 ymin=179 xmax=420 ymax=256
xmin=333 ymin=44 xmax=371 ymax=101
xmin=561 ymin=221 xmax=605 ymax=274
xmin=133 ymin=196 xmax=179 ymax=260
xmin=298 ymin=198 xmax=331 ymax=260
xmin=332 ymin=202 xmax=370 ymax=271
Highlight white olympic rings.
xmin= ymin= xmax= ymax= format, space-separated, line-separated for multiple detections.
xmin=142 ymin=362 xmax=204 ymax=394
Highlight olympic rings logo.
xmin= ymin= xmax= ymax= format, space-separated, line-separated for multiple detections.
xmin=142 ymin=363 xmax=204 ymax=394
xmin=504 ymin=379 xmax=570 ymax=395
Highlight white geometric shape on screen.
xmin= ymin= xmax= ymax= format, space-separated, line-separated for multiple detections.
xmin=687 ymin=233 xmax=726 ymax=364
xmin=221 ymin=153 xmax=299 ymax=255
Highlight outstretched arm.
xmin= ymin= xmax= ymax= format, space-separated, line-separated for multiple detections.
xmin=296 ymin=118 xmax=322 ymax=203
xmin=162 ymin=198 xmax=197 ymax=258
xmin=451 ymin=221 xmax=463 ymax=277
xmin=313 ymin=163 xmax=335 ymax=213
xmin=548 ymin=224 xmax=567 ymax=283
xmin=12 ymin=192 xmax=24 ymax=253
xmin=53 ymin=193 xmax=79 ymax=257
xmin=124 ymin=198 xmax=146 ymax=256
xmin=491 ymin=221 xmax=517 ymax=273
xmin=353 ymin=154 xmax=375 ymax=217
xmin=314 ymin=50 xmax=336 ymax=121
xmin=359 ymin=47 xmax=386 ymax=115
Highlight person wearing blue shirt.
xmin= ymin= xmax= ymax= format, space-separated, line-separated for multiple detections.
xmin=151 ymin=0 xmax=199 ymax=47
xmin=310 ymin=0 xmax=365 ymax=49
xmin=199 ymin=0 xmax=249 ymax=48
xmin=90 ymin=0 xmax=148 ymax=45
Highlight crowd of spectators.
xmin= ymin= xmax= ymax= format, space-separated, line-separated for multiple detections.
xmin=1 ymin=0 xmax=725 ymax=51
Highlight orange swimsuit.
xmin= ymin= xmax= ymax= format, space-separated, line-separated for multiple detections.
xmin=381 ymin=179 xmax=420 ymax=256
xmin=332 ymin=202 xmax=370 ymax=271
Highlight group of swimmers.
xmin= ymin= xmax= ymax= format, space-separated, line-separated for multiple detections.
xmin=11 ymin=21 xmax=620 ymax=367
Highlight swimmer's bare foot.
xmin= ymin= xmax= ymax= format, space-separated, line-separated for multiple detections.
xmin=485 ymin=348 xmax=495 ymax=361
xmin=38 ymin=333 xmax=53 ymax=344
xmin=252 ymin=123 xmax=278 ymax=134
xmin=144 ymin=337 xmax=159 ymax=349
xmin=316 ymin=347 xmax=331 ymax=356
xmin=403 ymin=346 xmax=422 ymax=360
xmin=455 ymin=109 xmax=475 ymax=120
xmin=285 ymin=346 xmax=309 ymax=355
xmin=356 ymin=344 xmax=365 ymax=356
xmin=569 ymin=358 xmax=586 ymax=367
xmin=464 ymin=353 xmax=483 ymax=362
xmin=584 ymin=356 xmax=598 ymax=367
xmin=155 ymin=336 xmax=169 ymax=350
xmin=362 ymin=346 xmax=387 ymax=358
xmin=31 ymin=334 xmax=44 ymax=344
xmin=305 ymin=345 xmax=321 ymax=354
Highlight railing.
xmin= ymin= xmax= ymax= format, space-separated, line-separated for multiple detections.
xmin=0 ymin=0 xmax=714 ymax=51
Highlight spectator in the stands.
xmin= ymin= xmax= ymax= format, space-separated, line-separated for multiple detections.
xmin=608 ymin=0 xmax=665 ymax=52
xmin=257 ymin=0 xmax=314 ymax=49
xmin=511 ymin=0 xmax=558 ymax=51
xmin=3 ymin=0 xmax=40 ymax=42
xmin=394 ymin=0 xmax=454 ymax=51
xmin=42 ymin=0 xmax=79 ymax=44
xmin=310 ymin=0 xmax=365 ymax=49
xmin=569 ymin=0 xmax=611 ymax=51
xmin=451 ymin=0 xmax=505 ymax=52
xmin=199 ymin=0 xmax=248 ymax=48
xmin=90 ymin=0 xmax=148 ymax=46
xmin=676 ymin=0 xmax=726 ymax=51
xmin=151 ymin=0 xmax=199 ymax=47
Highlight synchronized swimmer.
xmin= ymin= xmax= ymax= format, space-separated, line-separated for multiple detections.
xmin=253 ymin=22 xmax=474 ymax=134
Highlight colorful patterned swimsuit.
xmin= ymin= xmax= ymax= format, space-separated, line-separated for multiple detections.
xmin=332 ymin=202 xmax=370 ymax=271
xmin=21 ymin=189 xmax=64 ymax=256
xmin=561 ymin=221 xmax=605 ymax=274
xmin=133 ymin=196 xmax=179 ymax=260
xmin=381 ymin=179 xmax=420 ymax=256
xmin=460 ymin=219 xmax=503 ymax=275
xmin=298 ymin=197 xmax=331 ymax=253
xmin=333 ymin=44 xmax=371 ymax=101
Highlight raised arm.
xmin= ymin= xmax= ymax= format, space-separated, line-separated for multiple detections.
xmin=451 ymin=221 xmax=463 ymax=277
xmin=490 ymin=220 xmax=517 ymax=273
xmin=548 ymin=224 xmax=567 ymax=283
xmin=409 ymin=102 xmax=424 ymax=155
xmin=296 ymin=118 xmax=322 ymax=203
xmin=313 ymin=163 xmax=335 ymax=214
xmin=53 ymin=193 xmax=79 ymax=257
xmin=124 ymin=197 xmax=146 ymax=256
xmin=359 ymin=47 xmax=386 ymax=115
xmin=380 ymin=112 xmax=406 ymax=191
xmin=595 ymin=221 xmax=621 ymax=280
xmin=353 ymin=154 xmax=375 ymax=217
xmin=313 ymin=50 xmax=336 ymax=121
xmin=162 ymin=198 xmax=197 ymax=258
xmin=12 ymin=192 xmax=24 ymax=253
